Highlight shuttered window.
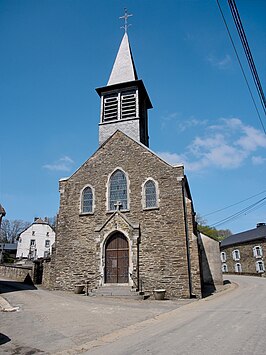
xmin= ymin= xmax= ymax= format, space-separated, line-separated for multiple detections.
xmin=103 ymin=95 xmax=118 ymax=121
xmin=121 ymin=91 xmax=136 ymax=119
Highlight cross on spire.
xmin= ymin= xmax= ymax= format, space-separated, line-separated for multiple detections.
xmin=119 ymin=8 xmax=133 ymax=33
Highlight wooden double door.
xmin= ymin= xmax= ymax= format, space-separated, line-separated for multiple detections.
xmin=105 ymin=232 xmax=129 ymax=283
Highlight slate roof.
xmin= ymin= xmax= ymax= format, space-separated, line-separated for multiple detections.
xmin=221 ymin=224 xmax=266 ymax=247
xmin=107 ymin=33 xmax=138 ymax=86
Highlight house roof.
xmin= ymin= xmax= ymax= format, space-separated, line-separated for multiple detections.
xmin=107 ymin=33 xmax=138 ymax=86
xmin=221 ymin=223 xmax=266 ymax=247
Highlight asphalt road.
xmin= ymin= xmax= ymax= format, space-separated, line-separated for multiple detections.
xmin=87 ymin=275 xmax=266 ymax=355
xmin=0 ymin=275 xmax=265 ymax=355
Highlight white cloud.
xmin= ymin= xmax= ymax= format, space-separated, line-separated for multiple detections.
xmin=207 ymin=54 xmax=232 ymax=70
xmin=161 ymin=112 xmax=208 ymax=132
xmin=157 ymin=118 xmax=266 ymax=172
xmin=43 ymin=156 xmax=74 ymax=172
xmin=252 ymin=156 xmax=266 ymax=165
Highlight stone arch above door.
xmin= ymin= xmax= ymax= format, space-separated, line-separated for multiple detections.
xmin=95 ymin=211 xmax=140 ymax=287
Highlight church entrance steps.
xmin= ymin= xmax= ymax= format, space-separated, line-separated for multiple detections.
xmin=89 ymin=285 xmax=149 ymax=299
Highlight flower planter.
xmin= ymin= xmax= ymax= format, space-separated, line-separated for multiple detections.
xmin=153 ymin=289 xmax=166 ymax=300
xmin=74 ymin=285 xmax=85 ymax=294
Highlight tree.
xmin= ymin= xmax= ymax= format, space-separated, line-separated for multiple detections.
xmin=196 ymin=214 xmax=232 ymax=241
xmin=0 ymin=219 xmax=31 ymax=243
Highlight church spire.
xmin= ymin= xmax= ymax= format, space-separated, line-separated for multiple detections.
xmin=107 ymin=32 xmax=138 ymax=86
xmin=96 ymin=11 xmax=152 ymax=147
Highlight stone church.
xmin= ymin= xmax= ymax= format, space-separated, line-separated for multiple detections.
xmin=45 ymin=30 xmax=203 ymax=298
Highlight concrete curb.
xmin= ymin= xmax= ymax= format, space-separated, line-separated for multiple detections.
xmin=0 ymin=295 xmax=19 ymax=312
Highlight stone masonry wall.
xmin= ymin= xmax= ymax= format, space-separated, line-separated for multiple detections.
xmin=0 ymin=265 xmax=34 ymax=283
xmin=221 ymin=239 xmax=266 ymax=276
xmin=48 ymin=131 xmax=201 ymax=298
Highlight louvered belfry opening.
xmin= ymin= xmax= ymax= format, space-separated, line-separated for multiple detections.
xmin=121 ymin=90 xmax=136 ymax=119
xmin=103 ymin=90 xmax=137 ymax=122
xmin=103 ymin=94 xmax=118 ymax=121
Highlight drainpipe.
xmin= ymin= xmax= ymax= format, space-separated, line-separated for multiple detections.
xmin=182 ymin=180 xmax=193 ymax=298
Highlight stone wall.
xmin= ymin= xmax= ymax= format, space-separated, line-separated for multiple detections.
xmin=198 ymin=233 xmax=223 ymax=287
xmin=0 ymin=265 xmax=34 ymax=284
xmin=47 ymin=131 xmax=202 ymax=298
xmin=221 ymin=239 xmax=266 ymax=276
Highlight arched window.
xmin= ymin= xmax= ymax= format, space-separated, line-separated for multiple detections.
xmin=232 ymin=249 xmax=240 ymax=261
xmin=235 ymin=263 xmax=242 ymax=273
xmin=220 ymin=252 xmax=226 ymax=262
xmin=253 ymin=246 xmax=263 ymax=258
xmin=109 ymin=170 xmax=128 ymax=211
xmin=82 ymin=186 xmax=93 ymax=213
xmin=222 ymin=264 xmax=228 ymax=273
xmin=144 ymin=180 xmax=157 ymax=208
xmin=256 ymin=260 xmax=265 ymax=273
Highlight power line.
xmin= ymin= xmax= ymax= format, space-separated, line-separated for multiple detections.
xmin=228 ymin=0 xmax=266 ymax=115
xmin=216 ymin=0 xmax=266 ymax=134
xmin=210 ymin=197 xmax=266 ymax=228
xmin=202 ymin=189 xmax=266 ymax=217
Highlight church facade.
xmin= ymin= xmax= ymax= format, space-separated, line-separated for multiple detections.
xmin=45 ymin=31 xmax=202 ymax=299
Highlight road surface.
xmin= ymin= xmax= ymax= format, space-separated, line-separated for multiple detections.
xmin=1 ymin=275 xmax=265 ymax=354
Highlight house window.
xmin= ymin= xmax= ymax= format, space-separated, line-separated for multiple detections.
xmin=45 ymin=240 xmax=50 ymax=248
xmin=144 ymin=180 xmax=157 ymax=208
xmin=256 ymin=260 xmax=265 ymax=273
xmin=32 ymin=231 xmax=35 ymax=236
xmin=82 ymin=186 xmax=93 ymax=213
xmin=44 ymin=251 xmax=50 ymax=258
xmin=109 ymin=170 xmax=128 ymax=211
xmin=121 ymin=90 xmax=136 ymax=119
xmin=222 ymin=264 xmax=228 ymax=273
xmin=30 ymin=239 xmax=35 ymax=246
xmin=232 ymin=249 xmax=240 ymax=261
xmin=103 ymin=94 xmax=118 ymax=121
xmin=235 ymin=263 xmax=242 ymax=273
xmin=221 ymin=251 xmax=227 ymax=262
xmin=46 ymin=232 xmax=50 ymax=237
xmin=253 ymin=246 xmax=263 ymax=258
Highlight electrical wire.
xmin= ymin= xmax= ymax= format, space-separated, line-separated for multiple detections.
xmin=228 ymin=0 xmax=266 ymax=115
xmin=202 ymin=189 xmax=266 ymax=217
xmin=210 ymin=197 xmax=266 ymax=228
xmin=216 ymin=0 xmax=266 ymax=134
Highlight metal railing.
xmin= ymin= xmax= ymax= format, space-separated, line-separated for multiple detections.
xmin=129 ymin=272 xmax=144 ymax=293
xmin=85 ymin=273 xmax=103 ymax=296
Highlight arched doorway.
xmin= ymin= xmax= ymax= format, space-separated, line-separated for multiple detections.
xmin=105 ymin=232 xmax=129 ymax=283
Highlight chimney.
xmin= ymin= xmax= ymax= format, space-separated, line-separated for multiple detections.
xmin=257 ymin=223 xmax=266 ymax=228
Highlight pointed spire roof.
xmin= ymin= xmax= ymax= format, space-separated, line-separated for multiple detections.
xmin=107 ymin=33 xmax=138 ymax=86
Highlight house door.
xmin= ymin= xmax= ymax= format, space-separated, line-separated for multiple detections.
xmin=105 ymin=232 xmax=129 ymax=283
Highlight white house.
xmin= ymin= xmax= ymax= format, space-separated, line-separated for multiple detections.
xmin=16 ymin=218 xmax=55 ymax=260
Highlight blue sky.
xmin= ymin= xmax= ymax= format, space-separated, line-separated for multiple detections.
xmin=0 ymin=0 xmax=265 ymax=233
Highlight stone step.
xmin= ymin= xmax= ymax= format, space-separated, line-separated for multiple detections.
xmin=89 ymin=285 xmax=147 ymax=299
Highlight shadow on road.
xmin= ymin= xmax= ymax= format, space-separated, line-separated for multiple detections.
xmin=0 ymin=333 xmax=11 ymax=345
xmin=0 ymin=279 xmax=37 ymax=294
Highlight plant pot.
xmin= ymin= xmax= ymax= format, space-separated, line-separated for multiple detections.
xmin=74 ymin=285 xmax=84 ymax=294
xmin=153 ymin=289 xmax=166 ymax=300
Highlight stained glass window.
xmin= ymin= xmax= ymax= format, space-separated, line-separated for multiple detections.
xmin=109 ymin=170 xmax=127 ymax=211
xmin=82 ymin=186 xmax=93 ymax=213
xmin=145 ymin=180 xmax=157 ymax=208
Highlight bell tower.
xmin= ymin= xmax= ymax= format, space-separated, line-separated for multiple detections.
xmin=96 ymin=11 xmax=152 ymax=147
